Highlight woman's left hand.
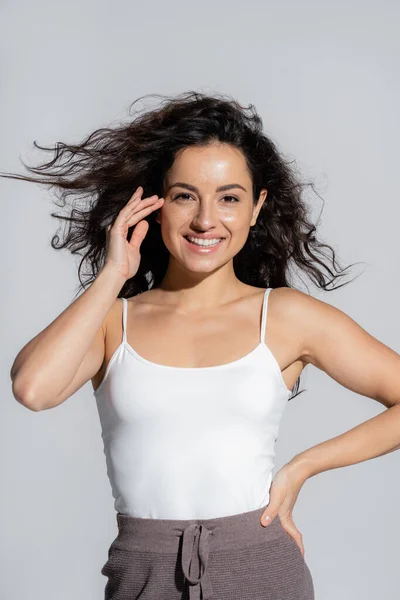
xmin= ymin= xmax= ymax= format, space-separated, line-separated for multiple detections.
xmin=259 ymin=462 xmax=309 ymax=556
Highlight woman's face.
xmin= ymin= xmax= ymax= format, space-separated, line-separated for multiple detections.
xmin=157 ymin=143 xmax=267 ymax=274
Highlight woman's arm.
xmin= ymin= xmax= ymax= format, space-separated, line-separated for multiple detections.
xmin=282 ymin=288 xmax=400 ymax=480
xmin=10 ymin=187 xmax=164 ymax=412
xmin=10 ymin=264 xmax=126 ymax=411
xmin=289 ymin=404 xmax=400 ymax=480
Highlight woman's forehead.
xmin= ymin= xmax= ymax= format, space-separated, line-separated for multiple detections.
xmin=165 ymin=145 xmax=250 ymax=188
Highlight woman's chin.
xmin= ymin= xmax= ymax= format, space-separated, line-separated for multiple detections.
xmin=184 ymin=251 xmax=239 ymax=274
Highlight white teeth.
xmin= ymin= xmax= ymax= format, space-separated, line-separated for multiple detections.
xmin=186 ymin=236 xmax=223 ymax=247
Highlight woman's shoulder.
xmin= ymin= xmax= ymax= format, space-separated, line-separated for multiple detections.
xmin=267 ymin=286 xmax=316 ymax=316
xmin=267 ymin=287 xmax=338 ymax=350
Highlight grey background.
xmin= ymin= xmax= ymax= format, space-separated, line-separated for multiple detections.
xmin=1 ymin=0 xmax=399 ymax=598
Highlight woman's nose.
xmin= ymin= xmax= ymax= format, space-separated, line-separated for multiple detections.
xmin=191 ymin=204 xmax=219 ymax=229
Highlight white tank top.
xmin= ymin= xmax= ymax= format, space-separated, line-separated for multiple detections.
xmin=93 ymin=287 xmax=292 ymax=520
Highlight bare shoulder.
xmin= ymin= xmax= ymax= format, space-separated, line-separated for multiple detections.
xmin=270 ymin=284 xmax=362 ymax=335
xmin=275 ymin=287 xmax=400 ymax=406
xmin=269 ymin=285 xmax=314 ymax=306
xmin=268 ymin=286 xmax=336 ymax=365
xmin=267 ymin=286 xmax=314 ymax=327
xmin=269 ymin=286 xmax=329 ymax=320
xmin=104 ymin=290 xmax=158 ymax=340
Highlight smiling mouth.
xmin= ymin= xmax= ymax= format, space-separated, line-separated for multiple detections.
xmin=183 ymin=235 xmax=225 ymax=247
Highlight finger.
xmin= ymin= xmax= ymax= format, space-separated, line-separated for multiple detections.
xmin=288 ymin=530 xmax=304 ymax=556
xmin=113 ymin=192 xmax=149 ymax=228
xmin=125 ymin=195 xmax=162 ymax=215
xmin=126 ymin=199 xmax=164 ymax=226
xmin=126 ymin=189 xmax=161 ymax=208
xmin=126 ymin=194 xmax=142 ymax=207
xmin=121 ymin=193 xmax=162 ymax=226
xmin=128 ymin=185 xmax=143 ymax=202
xmin=280 ymin=517 xmax=305 ymax=555
xmin=124 ymin=189 xmax=144 ymax=209
xmin=108 ymin=198 xmax=163 ymax=238
xmin=129 ymin=219 xmax=149 ymax=249
xmin=119 ymin=188 xmax=144 ymax=217
xmin=123 ymin=197 xmax=161 ymax=225
xmin=111 ymin=200 xmax=140 ymax=232
xmin=260 ymin=483 xmax=286 ymax=527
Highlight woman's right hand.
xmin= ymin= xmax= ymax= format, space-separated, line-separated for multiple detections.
xmin=104 ymin=186 xmax=164 ymax=281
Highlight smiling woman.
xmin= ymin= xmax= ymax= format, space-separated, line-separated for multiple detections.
xmin=153 ymin=143 xmax=272 ymax=273
xmin=0 ymin=90 xmax=355 ymax=311
xmin=6 ymin=90 xmax=377 ymax=600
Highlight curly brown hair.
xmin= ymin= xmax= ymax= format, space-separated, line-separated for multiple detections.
xmin=2 ymin=90 xmax=364 ymax=398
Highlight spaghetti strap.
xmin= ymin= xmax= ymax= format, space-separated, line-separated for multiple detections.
xmin=260 ymin=288 xmax=272 ymax=344
xmin=121 ymin=298 xmax=128 ymax=344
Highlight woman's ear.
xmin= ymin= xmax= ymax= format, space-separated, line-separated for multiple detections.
xmin=155 ymin=209 xmax=161 ymax=224
xmin=250 ymin=189 xmax=268 ymax=226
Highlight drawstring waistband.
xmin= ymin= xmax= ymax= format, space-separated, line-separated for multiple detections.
xmin=181 ymin=523 xmax=213 ymax=599
xmin=115 ymin=504 xmax=277 ymax=599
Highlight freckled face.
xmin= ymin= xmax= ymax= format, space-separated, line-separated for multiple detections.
xmin=156 ymin=143 xmax=267 ymax=273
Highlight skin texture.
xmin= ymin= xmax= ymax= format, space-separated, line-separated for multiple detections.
xmin=155 ymin=143 xmax=267 ymax=287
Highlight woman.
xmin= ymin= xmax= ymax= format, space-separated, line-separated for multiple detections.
xmin=7 ymin=91 xmax=400 ymax=600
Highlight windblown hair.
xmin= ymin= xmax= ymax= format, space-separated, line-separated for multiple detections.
xmin=1 ymin=90 xmax=362 ymax=399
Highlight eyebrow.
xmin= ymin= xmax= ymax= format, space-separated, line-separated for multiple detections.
xmin=166 ymin=182 xmax=247 ymax=193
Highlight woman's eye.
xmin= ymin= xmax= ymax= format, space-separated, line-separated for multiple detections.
xmin=222 ymin=195 xmax=239 ymax=203
xmin=174 ymin=193 xmax=192 ymax=201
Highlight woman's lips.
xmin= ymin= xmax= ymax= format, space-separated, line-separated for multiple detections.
xmin=183 ymin=235 xmax=226 ymax=254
